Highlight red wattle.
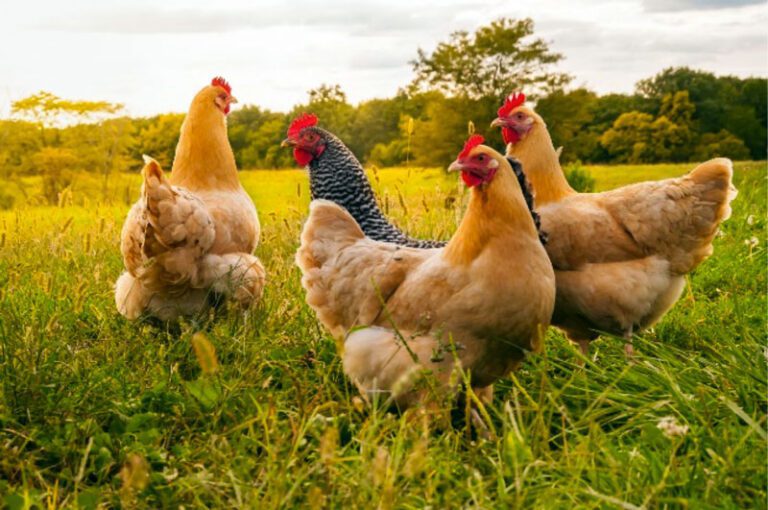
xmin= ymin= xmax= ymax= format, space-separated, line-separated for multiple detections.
xmin=461 ymin=171 xmax=483 ymax=188
xmin=293 ymin=148 xmax=314 ymax=166
xmin=502 ymin=127 xmax=520 ymax=145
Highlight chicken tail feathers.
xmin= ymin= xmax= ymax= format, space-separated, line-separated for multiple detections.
xmin=666 ymin=157 xmax=737 ymax=272
xmin=296 ymin=200 xmax=366 ymax=271
xmin=687 ymin=157 xmax=737 ymax=223
xmin=133 ymin=155 xmax=216 ymax=289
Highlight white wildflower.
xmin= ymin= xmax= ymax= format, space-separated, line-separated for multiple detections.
xmin=657 ymin=416 xmax=689 ymax=438
xmin=746 ymin=214 xmax=755 ymax=226
xmin=744 ymin=237 xmax=759 ymax=249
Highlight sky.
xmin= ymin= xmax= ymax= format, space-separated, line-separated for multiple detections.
xmin=0 ymin=0 xmax=765 ymax=118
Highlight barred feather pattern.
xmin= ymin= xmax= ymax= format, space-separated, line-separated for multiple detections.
xmin=507 ymin=156 xmax=547 ymax=245
xmin=307 ymin=129 xmax=446 ymax=249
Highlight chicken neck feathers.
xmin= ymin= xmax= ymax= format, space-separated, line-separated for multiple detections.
xmin=308 ymin=130 xmax=445 ymax=249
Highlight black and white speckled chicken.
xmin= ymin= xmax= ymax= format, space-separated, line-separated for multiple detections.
xmin=281 ymin=113 xmax=445 ymax=249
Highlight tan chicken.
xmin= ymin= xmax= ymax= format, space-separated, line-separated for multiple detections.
xmin=491 ymin=92 xmax=737 ymax=356
xmin=115 ymin=77 xmax=265 ymax=320
xmin=295 ymin=136 xmax=555 ymax=408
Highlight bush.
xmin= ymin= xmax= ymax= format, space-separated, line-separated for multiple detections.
xmin=693 ymin=130 xmax=751 ymax=161
xmin=0 ymin=192 xmax=14 ymax=210
xmin=369 ymin=140 xmax=408 ymax=167
xmin=564 ymin=161 xmax=596 ymax=192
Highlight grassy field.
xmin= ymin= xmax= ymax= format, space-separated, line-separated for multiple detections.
xmin=0 ymin=162 xmax=766 ymax=508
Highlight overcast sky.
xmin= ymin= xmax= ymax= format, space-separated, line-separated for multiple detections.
xmin=0 ymin=0 xmax=765 ymax=117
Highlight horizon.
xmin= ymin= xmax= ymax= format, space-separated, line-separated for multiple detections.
xmin=1 ymin=0 xmax=766 ymax=118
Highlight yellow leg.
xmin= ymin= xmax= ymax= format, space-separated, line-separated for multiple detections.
xmin=624 ymin=326 xmax=635 ymax=360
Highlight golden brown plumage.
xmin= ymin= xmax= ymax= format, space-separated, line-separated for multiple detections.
xmin=492 ymin=101 xmax=737 ymax=355
xmin=295 ymin=142 xmax=555 ymax=408
xmin=115 ymin=79 xmax=264 ymax=320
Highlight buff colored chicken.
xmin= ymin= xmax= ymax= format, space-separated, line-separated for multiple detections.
xmin=295 ymin=136 xmax=555 ymax=408
xmin=491 ymin=92 xmax=737 ymax=356
xmin=115 ymin=77 xmax=265 ymax=321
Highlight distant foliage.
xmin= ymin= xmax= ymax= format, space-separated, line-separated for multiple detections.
xmin=693 ymin=130 xmax=751 ymax=161
xmin=563 ymin=161 xmax=596 ymax=193
xmin=410 ymin=18 xmax=571 ymax=99
xmin=0 ymin=21 xmax=764 ymax=189
xmin=0 ymin=191 xmax=14 ymax=210
xmin=33 ymin=147 xmax=77 ymax=204
xmin=600 ymin=91 xmax=697 ymax=164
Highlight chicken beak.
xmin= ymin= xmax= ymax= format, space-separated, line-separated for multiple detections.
xmin=447 ymin=159 xmax=464 ymax=173
xmin=490 ymin=117 xmax=506 ymax=128
xmin=281 ymin=138 xmax=296 ymax=148
xmin=229 ymin=96 xmax=238 ymax=105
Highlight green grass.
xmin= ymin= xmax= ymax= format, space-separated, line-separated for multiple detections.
xmin=0 ymin=162 xmax=765 ymax=508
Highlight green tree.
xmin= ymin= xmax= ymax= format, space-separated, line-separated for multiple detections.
xmin=722 ymin=105 xmax=765 ymax=160
xmin=656 ymin=91 xmax=696 ymax=161
xmin=636 ymin=67 xmax=723 ymax=130
xmin=637 ymin=67 xmax=766 ymax=158
xmin=534 ymin=91 xmax=654 ymax=163
xmin=410 ymin=18 xmax=570 ymax=101
xmin=0 ymin=120 xmax=43 ymax=177
xmin=133 ymin=114 xmax=185 ymax=170
xmin=229 ymin=106 xmax=291 ymax=168
xmin=409 ymin=94 xmax=499 ymax=167
xmin=659 ymin=90 xmax=694 ymax=127
xmin=348 ymin=96 xmax=407 ymax=161
xmin=693 ymin=130 xmax=751 ymax=161
xmin=298 ymin=84 xmax=355 ymax=144
xmin=12 ymin=91 xmax=123 ymax=146
xmin=31 ymin=147 xmax=78 ymax=204
xmin=534 ymin=88 xmax=597 ymax=162
xmin=601 ymin=91 xmax=697 ymax=163
xmin=600 ymin=111 xmax=654 ymax=163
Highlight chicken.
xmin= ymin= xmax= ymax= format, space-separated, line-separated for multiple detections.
xmin=491 ymin=92 xmax=737 ymax=356
xmin=115 ymin=77 xmax=265 ymax=320
xmin=295 ymin=135 xmax=555 ymax=408
xmin=281 ymin=113 xmax=444 ymax=248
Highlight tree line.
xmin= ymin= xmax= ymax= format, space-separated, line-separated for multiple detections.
xmin=0 ymin=18 xmax=764 ymax=206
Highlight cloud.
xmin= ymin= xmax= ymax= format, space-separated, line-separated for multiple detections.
xmin=642 ymin=0 xmax=763 ymax=12
xmin=348 ymin=51 xmax=412 ymax=70
xmin=5 ymin=0 xmax=765 ymax=115
xmin=32 ymin=2 xmax=469 ymax=36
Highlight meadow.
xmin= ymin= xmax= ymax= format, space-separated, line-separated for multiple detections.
xmin=0 ymin=161 xmax=766 ymax=508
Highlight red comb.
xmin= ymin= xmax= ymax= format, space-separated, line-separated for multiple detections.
xmin=458 ymin=134 xmax=485 ymax=159
xmin=288 ymin=113 xmax=318 ymax=138
xmin=211 ymin=76 xmax=232 ymax=95
xmin=497 ymin=92 xmax=526 ymax=117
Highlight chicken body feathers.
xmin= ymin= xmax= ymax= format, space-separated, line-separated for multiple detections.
xmin=116 ymin=157 xmax=264 ymax=320
xmin=296 ymin=197 xmax=555 ymax=406
xmin=543 ymin=158 xmax=735 ymax=273
xmin=537 ymin=157 xmax=736 ymax=340
xmin=307 ymin=130 xmax=445 ymax=249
